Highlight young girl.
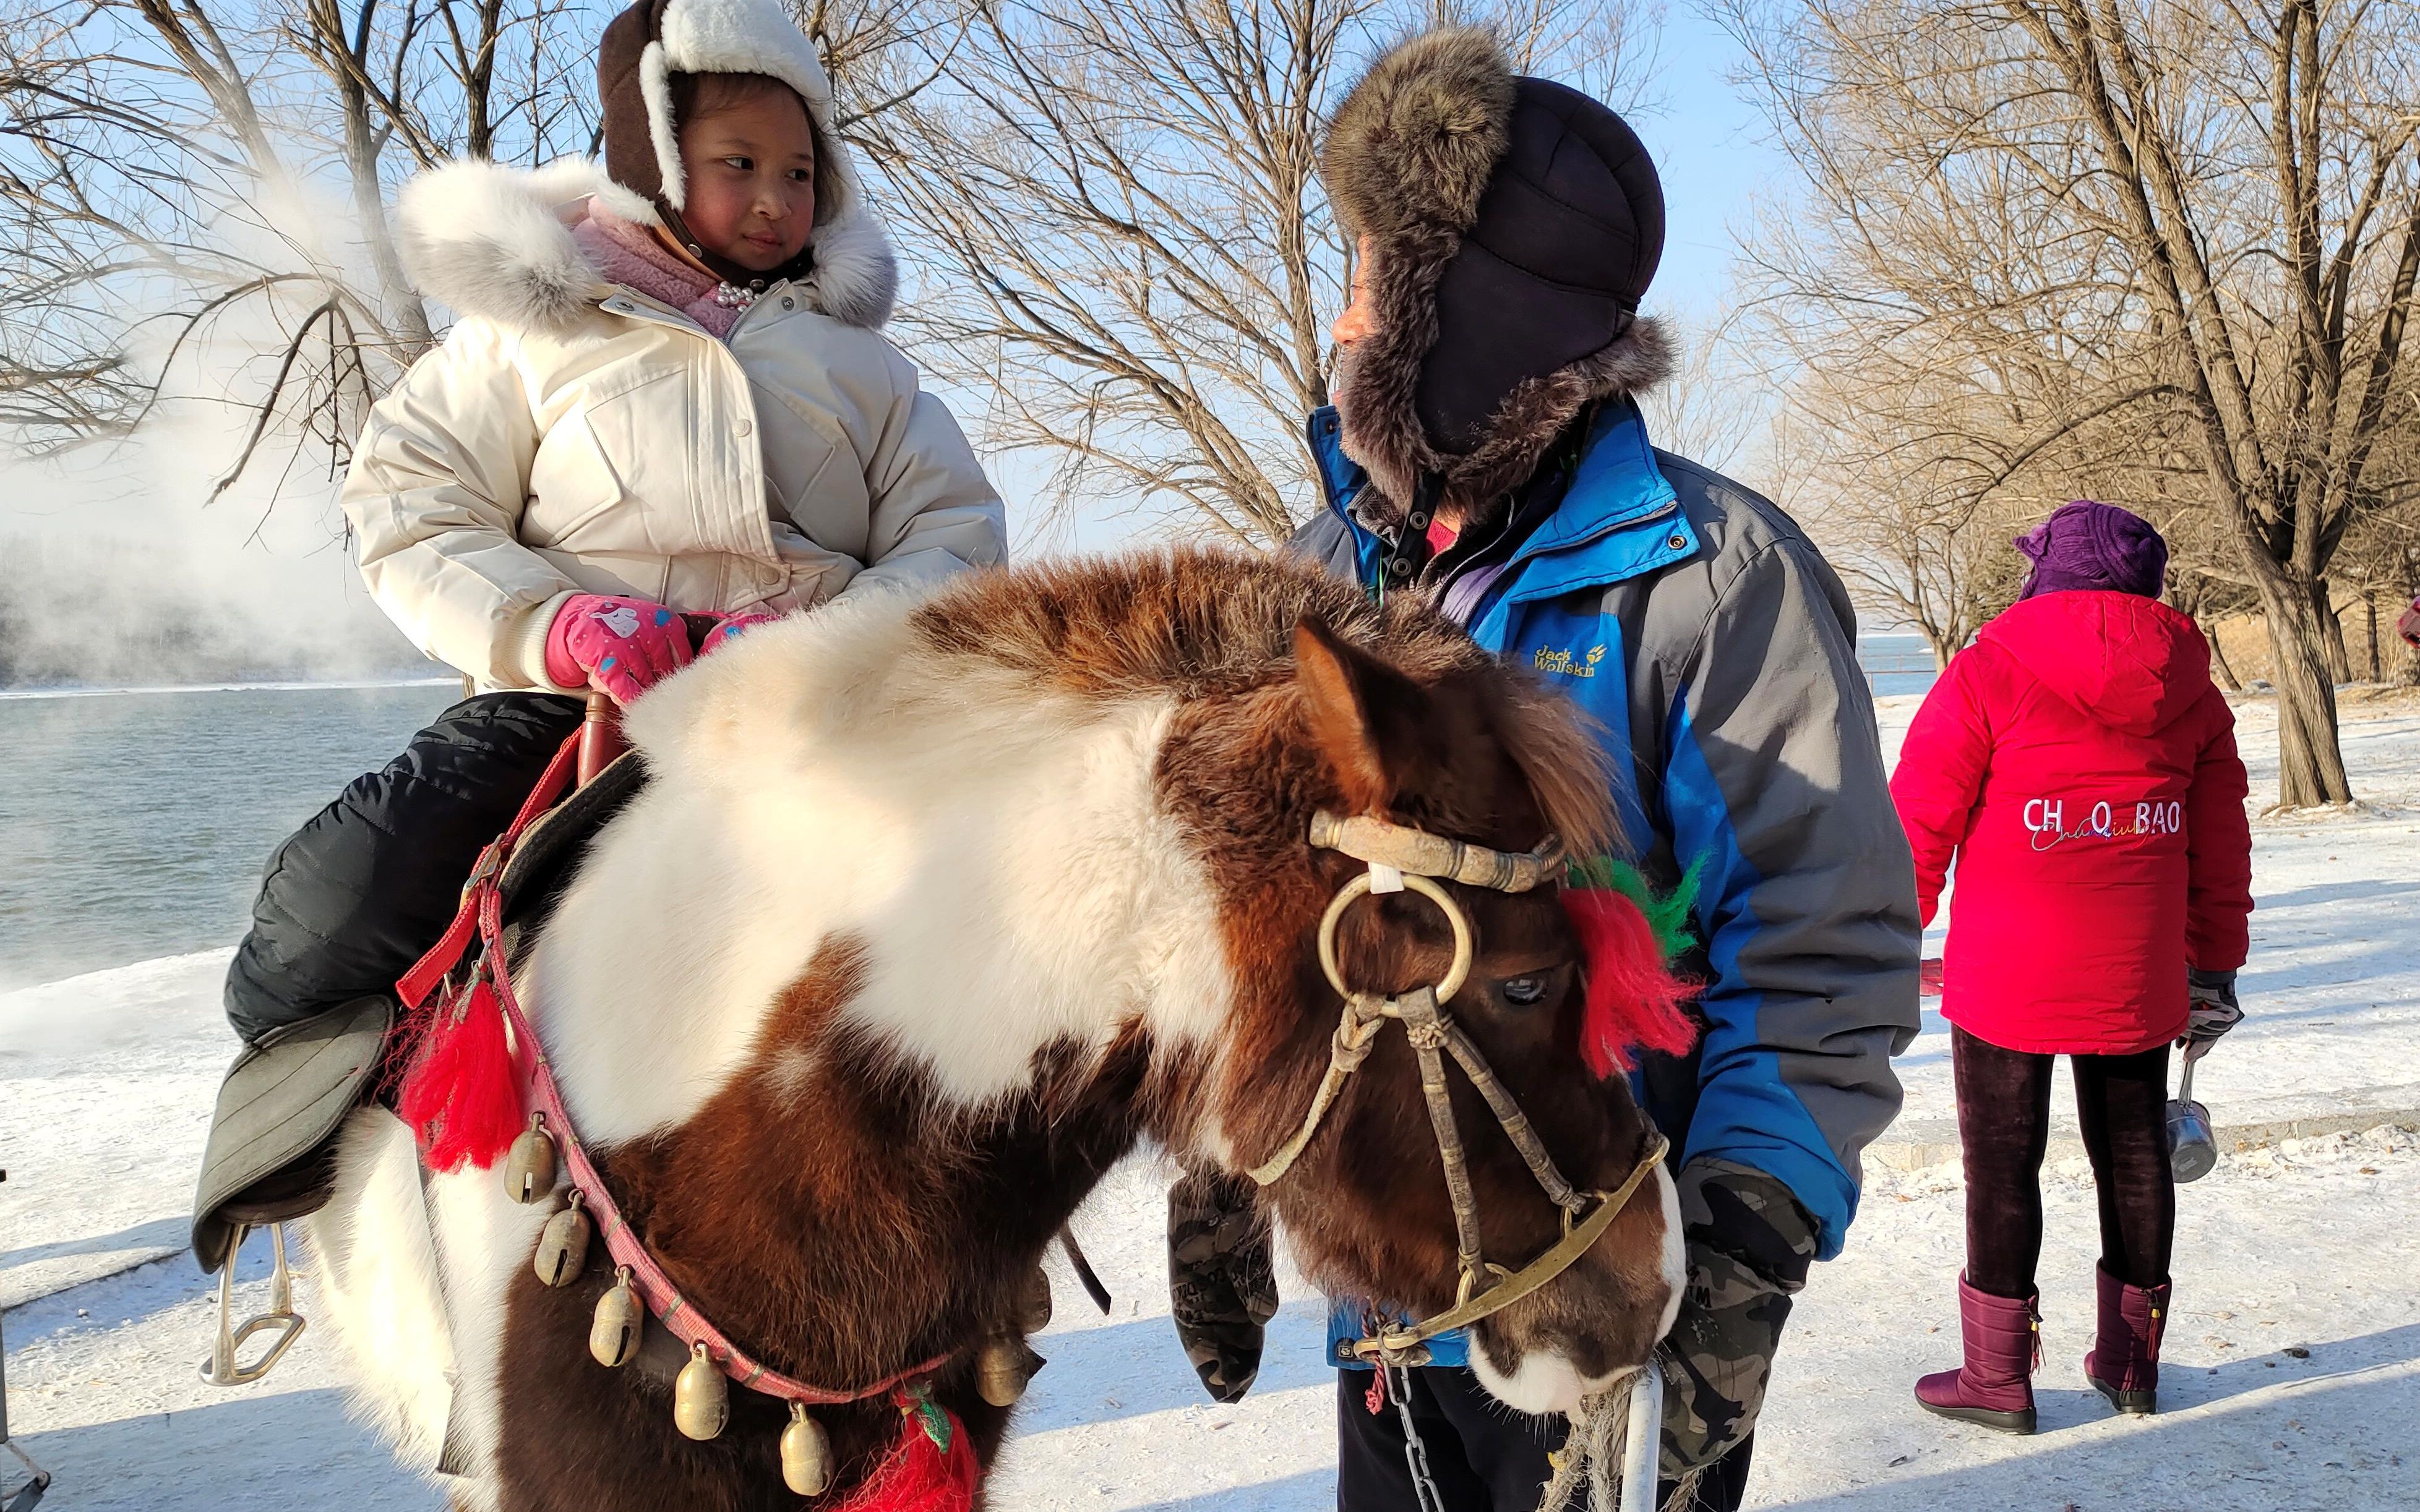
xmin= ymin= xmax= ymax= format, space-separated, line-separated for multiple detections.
xmin=1892 ymin=501 xmax=2252 ymax=1433
xmin=220 ymin=0 xmax=1003 ymax=1049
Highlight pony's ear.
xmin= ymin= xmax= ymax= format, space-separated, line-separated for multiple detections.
xmin=1293 ymin=616 xmax=1417 ymax=813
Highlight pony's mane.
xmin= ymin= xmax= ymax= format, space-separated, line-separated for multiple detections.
xmin=911 ymin=549 xmax=1616 ymax=858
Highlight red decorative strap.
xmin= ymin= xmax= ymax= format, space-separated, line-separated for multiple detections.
xmin=396 ymin=732 xmax=584 ymax=1010
xmin=393 ymin=728 xmax=954 ymax=1409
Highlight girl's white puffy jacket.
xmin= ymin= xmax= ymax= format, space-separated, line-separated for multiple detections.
xmin=344 ymin=157 xmax=1005 ymax=691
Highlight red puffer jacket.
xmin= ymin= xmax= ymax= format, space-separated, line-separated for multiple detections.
xmin=1891 ymin=592 xmax=2254 ymax=1054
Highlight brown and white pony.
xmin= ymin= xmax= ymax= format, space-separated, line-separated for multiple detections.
xmin=304 ymin=549 xmax=1682 ymax=1510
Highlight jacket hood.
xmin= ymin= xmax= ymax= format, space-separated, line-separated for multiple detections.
xmin=1978 ymin=591 xmax=2213 ymax=737
xmin=395 ymin=156 xmax=897 ymax=335
xmin=1320 ymin=27 xmax=1671 ymax=528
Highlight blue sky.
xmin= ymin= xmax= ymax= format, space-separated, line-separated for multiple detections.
xmin=1622 ymin=6 xmax=1795 ymax=327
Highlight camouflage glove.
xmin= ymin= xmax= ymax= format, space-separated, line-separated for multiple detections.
xmin=1167 ymin=1164 xmax=1279 ymax=1404
xmin=1658 ymin=1160 xmax=1818 ymax=1480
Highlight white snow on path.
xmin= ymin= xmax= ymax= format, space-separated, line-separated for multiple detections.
xmin=4 ymin=693 xmax=2416 ymax=1510
xmin=1 ymin=951 xmax=236 ymax=1306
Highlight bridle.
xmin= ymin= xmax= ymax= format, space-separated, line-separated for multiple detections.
xmin=1249 ymin=810 xmax=1669 ymax=1367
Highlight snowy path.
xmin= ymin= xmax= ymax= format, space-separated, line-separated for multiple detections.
xmin=5 ymin=691 xmax=2415 ymax=1510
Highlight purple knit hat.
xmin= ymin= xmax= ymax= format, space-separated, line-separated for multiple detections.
xmin=2014 ymin=500 xmax=2168 ymax=600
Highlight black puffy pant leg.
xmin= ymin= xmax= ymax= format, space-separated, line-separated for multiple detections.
xmin=223 ymin=692 xmax=587 ymax=1044
xmin=1954 ymin=1025 xmax=2175 ymax=1299
xmin=1336 ymin=1368 xmax=1753 ymax=1512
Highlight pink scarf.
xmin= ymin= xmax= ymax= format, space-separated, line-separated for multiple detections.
xmin=572 ymin=200 xmax=747 ymax=339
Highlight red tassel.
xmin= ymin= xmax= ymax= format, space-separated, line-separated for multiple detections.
xmin=835 ymin=1397 xmax=979 ymax=1512
xmin=397 ymin=976 xmax=525 ymax=1172
xmin=1561 ymin=889 xmax=1701 ymax=1077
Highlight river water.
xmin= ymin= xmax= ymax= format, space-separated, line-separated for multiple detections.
xmin=0 ymin=682 xmax=458 ymax=992
xmin=0 ymin=637 xmax=1934 ymax=993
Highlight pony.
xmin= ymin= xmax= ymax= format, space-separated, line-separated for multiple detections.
xmin=302 ymin=548 xmax=1685 ymax=1510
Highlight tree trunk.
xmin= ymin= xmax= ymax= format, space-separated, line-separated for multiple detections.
xmin=2253 ymin=571 xmax=2355 ymax=807
xmin=2313 ymin=578 xmax=2353 ymax=683
xmin=2365 ymin=592 xmax=2382 ymax=683
xmin=2201 ymin=616 xmax=2242 ymax=691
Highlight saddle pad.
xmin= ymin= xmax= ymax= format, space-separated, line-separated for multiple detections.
xmin=499 ymin=748 xmax=650 ymax=928
xmin=191 ymin=994 xmax=394 ymax=1274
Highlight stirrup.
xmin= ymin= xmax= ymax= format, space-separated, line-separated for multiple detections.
xmin=198 ymin=1224 xmax=307 ymax=1387
xmin=2 ymin=1430 xmax=48 ymax=1512
xmin=2 ymin=1438 xmax=48 ymax=1512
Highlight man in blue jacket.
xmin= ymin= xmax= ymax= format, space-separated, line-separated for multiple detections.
xmin=1166 ymin=28 xmax=1920 ymax=1512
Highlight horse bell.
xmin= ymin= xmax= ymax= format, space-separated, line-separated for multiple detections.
xmin=590 ymin=1266 xmax=643 ymax=1367
xmin=1018 ymin=1266 xmax=1053 ymax=1333
xmin=781 ymin=1403 xmax=833 ymax=1496
xmin=977 ymin=1336 xmax=1045 ymax=1407
xmin=674 ymin=1343 xmax=730 ymax=1440
xmin=533 ymin=1191 xmax=592 ymax=1288
xmin=504 ymin=1113 xmax=558 ymax=1203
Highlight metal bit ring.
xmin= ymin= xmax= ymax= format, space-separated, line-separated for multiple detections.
xmin=1317 ymin=873 xmax=1475 ymax=1005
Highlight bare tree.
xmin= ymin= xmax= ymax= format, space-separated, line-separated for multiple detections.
xmin=1727 ymin=0 xmax=2420 ymax=807
xmin=1 ymin=0 xmax=598 ymax=501
xmin=858 ymin=0 xmax=1662 ymax=547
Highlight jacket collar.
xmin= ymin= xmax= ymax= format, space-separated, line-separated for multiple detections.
xmin=395 ymin=156 xmax=898 ymax=337
xmin=1311 ymin=398 xmax=1695 ymax=600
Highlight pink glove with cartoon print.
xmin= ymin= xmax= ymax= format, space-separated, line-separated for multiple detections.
xmin=544 ymin=594 xmax=693 ymax=703
xmin=697 ymin=608 xmax=782 ymax=653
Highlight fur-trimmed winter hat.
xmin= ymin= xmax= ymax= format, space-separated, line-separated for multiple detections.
xmin=1323 ymin=28 xmax=1671 ymax=523
xmin=596 ymin=0 xmax=869 ymax=283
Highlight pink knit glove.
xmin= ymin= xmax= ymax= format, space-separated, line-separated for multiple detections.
xmin=544 ymin=594 xmax=693 ymax=703
xmin=698 ymin=608 xmax=783 ymax=654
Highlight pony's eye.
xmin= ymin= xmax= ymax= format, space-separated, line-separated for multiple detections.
xmin=1498 ymin=975 xmax=1551 ymax=1007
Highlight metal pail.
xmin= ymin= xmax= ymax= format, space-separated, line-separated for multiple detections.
xmin=2166 ymin=1048 xmax=2216 ymax=1183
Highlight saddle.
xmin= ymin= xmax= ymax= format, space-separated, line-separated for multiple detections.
xmin=189 ymin=749 xmax=651 ymax=1279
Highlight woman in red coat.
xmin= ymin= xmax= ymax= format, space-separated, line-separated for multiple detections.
xmin=1891 ymin=501 xmax=2253 ymax=1433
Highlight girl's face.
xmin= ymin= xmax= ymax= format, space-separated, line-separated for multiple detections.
xmin=677 ymin=87 xmax=817 ymax=273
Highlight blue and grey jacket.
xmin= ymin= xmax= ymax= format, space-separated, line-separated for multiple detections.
xmin=1297 ymin=399 xmax=1922 ymax=1368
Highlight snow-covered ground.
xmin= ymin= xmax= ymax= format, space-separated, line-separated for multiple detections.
xmin=4 ymin=691 xmax=2414 ymax=1511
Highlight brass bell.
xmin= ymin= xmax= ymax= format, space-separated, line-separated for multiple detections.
xmin=1018 ymin=1266 xmax=1053 ymax=1334
xmin=533 ymin=1190 xmax=592 ymax=1288
xmin=590 ymin=1265 xmax=643 ymax=1367
xmin=976 ymin=1336 xmax=1044 ymax=1408
xmin=674 ymin=1342 xmax=729 ymax=1440
xmin=781 ymin=1403 xmax=833 ymax=1495
xmin=504 ymin=1113 xmax=557 ymax=1203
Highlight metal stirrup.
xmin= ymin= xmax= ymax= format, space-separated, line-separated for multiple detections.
xmin=199 ymin=1224 xmax=307 ymax=1387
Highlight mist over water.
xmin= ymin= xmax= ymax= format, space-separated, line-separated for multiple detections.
xmin=0 ymin=683 xmax=454 ymax=992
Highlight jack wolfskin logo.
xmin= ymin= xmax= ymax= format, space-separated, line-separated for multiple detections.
xmin=1532 ymin=644 xmax=1608 ymax=679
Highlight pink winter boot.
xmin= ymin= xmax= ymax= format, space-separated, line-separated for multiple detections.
xmin=2085 ymin=1263 xmax=2170 ymax=1414
xmin=1915 ymin=1276 xmax=2040 ymax=1434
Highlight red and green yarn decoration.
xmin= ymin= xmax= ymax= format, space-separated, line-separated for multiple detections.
xmin=1560 ymin=858 xmax=1705 ymax=1077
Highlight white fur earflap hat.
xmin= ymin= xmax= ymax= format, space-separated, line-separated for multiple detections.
xmin=596 ymin=0 xmax=863 ymax=227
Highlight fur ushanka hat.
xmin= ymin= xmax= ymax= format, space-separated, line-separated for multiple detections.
xmin=595 ymin=0 xmax=870 ymax=288
xmin=1323 ymin=28 xmax=1672 ymax=525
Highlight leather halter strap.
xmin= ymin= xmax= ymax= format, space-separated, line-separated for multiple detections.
xmin=400 ymin=733 xmax=953 ymax=1409
xmin=1251 ymin=811 xmax=1668 ymax=1366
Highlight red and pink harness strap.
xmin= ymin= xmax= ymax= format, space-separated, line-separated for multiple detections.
xmin=392 ymin=732 xmax=957 ymax=1413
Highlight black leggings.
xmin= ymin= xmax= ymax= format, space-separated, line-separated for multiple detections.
xmin=223 ymin=693 xmax=587 ymax=1043
xmin=1952 ymin=1025 xmax=2174 ymax=1298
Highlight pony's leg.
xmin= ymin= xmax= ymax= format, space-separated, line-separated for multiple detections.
xmin=303 ymin=1108 xmax=457 ymax=1475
